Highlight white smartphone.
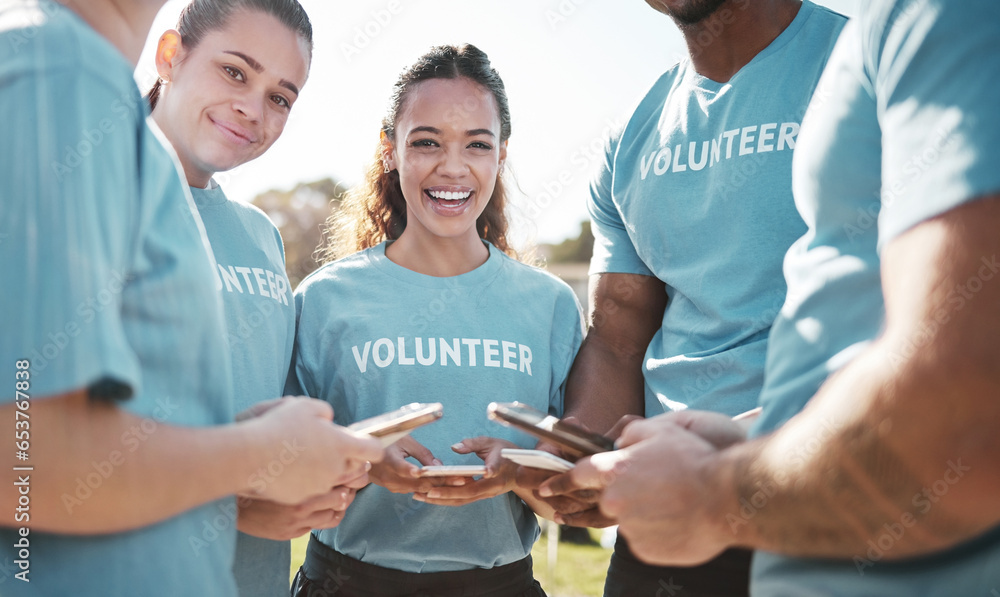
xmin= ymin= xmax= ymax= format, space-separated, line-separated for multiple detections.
xmin=501 ymin=448 xmax=574 ymax=473
xmin=418 ymin=465 xmax=487 ymax=477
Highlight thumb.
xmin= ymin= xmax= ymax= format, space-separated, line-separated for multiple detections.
xmin=452 ymin=436 xmax=491 ymax=456
xmin=401 ymin=437 xmax=437 ymax=467
xmin=302 ymin=397 xmax=334 ymax=422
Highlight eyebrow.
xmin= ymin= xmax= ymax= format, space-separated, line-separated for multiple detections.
xmin=408 ymin=126 xmax=496 ymax=138
xmin=223 ymin=50 xmax=300 ymax=97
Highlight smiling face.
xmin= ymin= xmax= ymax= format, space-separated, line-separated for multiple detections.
xmin=151 ymin=9 xmax=310 ymax=187
xmin=385 ymin=77 xmax=507 ymax=247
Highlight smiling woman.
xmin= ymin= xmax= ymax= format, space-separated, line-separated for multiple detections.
xmin=149 ymin=2 xmax=311 ymax=188
xmin=285 ymin=44 xmax=585 ymax=597
xmin=143 ymin=3 xmax=346 ymax=597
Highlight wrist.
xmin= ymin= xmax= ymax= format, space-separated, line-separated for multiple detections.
xmin=709 ymin=441 xmax=759 ymax=550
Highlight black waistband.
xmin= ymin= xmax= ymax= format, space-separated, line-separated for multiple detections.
xmin=300 ymin=534 xmax=539 ymax=597
xmin=606 ymin=535 xmax=752 ymax=596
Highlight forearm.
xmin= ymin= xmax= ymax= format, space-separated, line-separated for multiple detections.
xmin=721 ymin=338 xmax=1000 ymax=559
xmin=564 ymin=273 xmax=665 ymax=434
xmin=2 ymin=390 xmax=266 ymax=534
xmin=563 ymin=335 xmax=645 ymax=434
xmin=721 ymin=199 xmax=1000 ymax=559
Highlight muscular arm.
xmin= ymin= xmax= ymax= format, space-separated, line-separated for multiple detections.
xmin=725 ymin=196 xmax=1000 ymax=558
xmin=605 ymin=196 xmax=1000 ymax=562
xmin=564 ymin=272 xmax=667 ymax=434
xmin=1 ymin=390 xmax=382 ymax=534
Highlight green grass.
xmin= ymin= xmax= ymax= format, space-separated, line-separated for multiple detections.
xmin=289 ymin=521 xmax=612 ymax=597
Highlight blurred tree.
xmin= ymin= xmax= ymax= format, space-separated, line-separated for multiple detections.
xmin=543 ymin=220 xmax=594 ymax=263
xmin=251 ymin=177 xmax=348 ymax=289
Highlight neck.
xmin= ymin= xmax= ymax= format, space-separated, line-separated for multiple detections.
xmin=680 ymin=0 xmax=802 ymax=83
xmin=68 ymin=0 xmax=165 ymax=67
xmin=386 ymin=230 xmax=490 ymax=277
xmin=149 ymin=111 xmax=214 ymax=189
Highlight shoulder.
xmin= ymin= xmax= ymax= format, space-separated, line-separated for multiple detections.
xmin=0 ymin=1 xmax=134 ymax=99
xmin=497 ymin=253 xmax=580 ymax=305
xmin=295 ymin=248 xmax=374 ymax=296
xmin=629 ymin=63 xmax=686 ymax=121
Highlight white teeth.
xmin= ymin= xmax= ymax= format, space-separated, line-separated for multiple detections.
xmin=428 ymin=190 xmax=471 ymax=201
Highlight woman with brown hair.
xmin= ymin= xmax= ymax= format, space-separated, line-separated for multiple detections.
xmin=289 ymin=44 xmax=584 ymax=597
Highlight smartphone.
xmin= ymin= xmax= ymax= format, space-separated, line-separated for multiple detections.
xmin=501 ymin=448 xmax=574 ymax=473
xmin=348 ymin=402 xmax=443 ymax=447
xmin=487 ymin=402 xmax=615 ymax=457
xmin=418 ymin=465 xmax=487 ymax=477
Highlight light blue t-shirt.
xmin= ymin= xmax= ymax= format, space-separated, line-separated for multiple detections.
xmin=191 ymin=184 xmax=296 ymax=597
xmin=589 ymin=1 xmax=846 ymax=417
xmin=752 ymin=1 xmax=1000 ymax=593
xmin=0 ymin=2 xmax=236 ymax=595
xmin=287 ymin=242 xmax=584 ymax=573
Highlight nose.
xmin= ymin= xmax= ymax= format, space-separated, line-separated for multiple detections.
xmin=435 ymin=147 xmax=469 ymax=177
xmin=232 ymin=91 xmax=264 ymax=123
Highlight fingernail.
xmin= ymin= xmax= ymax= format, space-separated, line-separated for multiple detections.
xmin=365 ymin=461 xmax=372 ymax=471
xmin=451 ymin=443 xmax=464 ymax=450
xmin=433 ymin=459 xmax=443 ymax=466
xmin=413 ymin=494 xmax=425 ymax=502
xmin=450 ymin=479 xmax=466 ymax=486
xmin=427 ymin=490 xmax=440 ymax=498
xmin=553 ymin=514 xmax=564 ymax=524
xmin=539 ymin=487 xmax=552 ymax=497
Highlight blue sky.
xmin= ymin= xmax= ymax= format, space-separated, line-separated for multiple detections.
xmin=139 ymin=0 xmax=859 ymax=246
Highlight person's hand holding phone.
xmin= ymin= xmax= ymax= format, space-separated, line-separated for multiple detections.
xmin=237 ymin=468 xmax=370 ymax=540
xmin=368 ymin=435 xmax=460 ymax=494
xmin=413 ymin=437 xmax=520 ymax=507
xmin=519 ymin=415 xmax=639 ymax=527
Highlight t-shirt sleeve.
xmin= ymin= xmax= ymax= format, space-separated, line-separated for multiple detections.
xmin=0 ymin=65 xmax=141 ymax=403
xmin=547 ymin=285 xmax=586 ymax=417
xmin=587 ymin=125 xmax=654 ymax=277
xmin=284 ymin=289 xmax=316 ymax=398
xmin=873 ymin=0 xmax=1000 ymax=248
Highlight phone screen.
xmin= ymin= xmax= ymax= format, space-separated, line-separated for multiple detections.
xmin=487 ymin=402 xmax=615 ymax=457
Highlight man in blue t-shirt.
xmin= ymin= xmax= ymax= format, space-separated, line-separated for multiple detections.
xmin=566 ymin=1 xmax=1000 ymax=595
xmin=519 ymin=1 xmax=845 ymax=595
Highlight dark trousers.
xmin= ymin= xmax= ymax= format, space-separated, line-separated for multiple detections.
xmin=292 ymin=534 xmax=547 ymax=597
xmin=603 ymin=535 xmax=752 ymax=597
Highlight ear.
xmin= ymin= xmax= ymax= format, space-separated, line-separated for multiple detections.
xmin=380 ymin=130 xmax=396 ymax=171
xmin=155 ymin=30 xmax=183 ymax=82
xmin=499 ymin=140 xmax=508 ymax=167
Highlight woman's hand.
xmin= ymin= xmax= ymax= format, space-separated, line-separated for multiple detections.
xmin=368 ymin=435 xmax=451 ymax=494
xmin=413 ymin=437 xmax=519 ymax=507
